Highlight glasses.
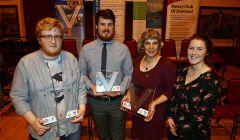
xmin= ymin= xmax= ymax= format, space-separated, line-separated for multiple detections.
xmin=40 ymin=35 xmax=63 ymax=41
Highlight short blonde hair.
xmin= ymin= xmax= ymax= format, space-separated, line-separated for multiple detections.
xmin=35 ymin=17 xmax=64 ymax=38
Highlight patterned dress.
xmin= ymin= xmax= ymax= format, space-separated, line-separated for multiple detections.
xmin=166 ymin=67 xmax=221 ymax=139
xmin=131 ymin=57 xmax=176 ymax=140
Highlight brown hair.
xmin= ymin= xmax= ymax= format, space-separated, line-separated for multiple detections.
xmin=95 ymin=9 xmax=115 ymax=25
xmin=188 ymin=34 xmax=213 ymax=62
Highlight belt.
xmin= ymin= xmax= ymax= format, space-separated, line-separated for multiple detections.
xmin=89 ymin=95 xmax=122 ymax=102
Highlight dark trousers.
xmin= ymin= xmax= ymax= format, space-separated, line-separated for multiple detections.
xmin=88 ymin=96 xmax=126 ymax=140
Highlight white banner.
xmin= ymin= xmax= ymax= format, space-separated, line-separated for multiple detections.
xmin=165 ymin=0 xmax=200 ymax=57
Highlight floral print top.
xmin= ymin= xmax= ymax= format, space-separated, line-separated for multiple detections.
xmin=166 ymin=67 xmax=221 ymax=139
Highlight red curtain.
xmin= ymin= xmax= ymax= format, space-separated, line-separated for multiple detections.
xmin=23 ymin=0 xmax=54 ymax=39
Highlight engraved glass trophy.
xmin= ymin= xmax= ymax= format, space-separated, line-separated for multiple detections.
xmin=122 ymin=84 xmax=156 ymax=119
xmin=96 ymin=71 xmax=121 ymax=93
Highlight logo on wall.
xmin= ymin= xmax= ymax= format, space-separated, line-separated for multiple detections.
xmin=54 ymin=0 xmax=85 ymax=41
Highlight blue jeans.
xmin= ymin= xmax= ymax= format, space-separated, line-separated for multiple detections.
xmin=64 ymin=127 xmax=81 ymax=140
xmin=29 ymin=127 xmax=81 ymax=140
xmin=88 ymin=96 xmax=126 ymax=140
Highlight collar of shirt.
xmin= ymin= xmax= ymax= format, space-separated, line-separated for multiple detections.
xmin=38 ymin=50 xmax=63 ymax=64
xmin=96 ymin=38 xmax=114 ymax=47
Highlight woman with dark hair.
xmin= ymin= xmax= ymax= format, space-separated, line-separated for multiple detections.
xmin=122 ymin=29 xmax=176 ymax=140
xmin=166 ymin=34 xmax=221 ymax=140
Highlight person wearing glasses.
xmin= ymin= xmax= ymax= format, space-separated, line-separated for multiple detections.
xmin=10 ymin=17 xmax=87 ymax=140
xmin=165 ymin=34 xmax=220 ymax=140
xmin=79 ymin=9 xmax=133 ymax=140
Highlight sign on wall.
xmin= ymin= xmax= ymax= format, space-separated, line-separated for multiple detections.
xmin=132 ymin=0 xmax=164 ymax=41
xmin=165 ymin=0 xmax=200 ymax=57
xmin=54 ymin=0 xmax=85 ymax=50
xmin=132 ymin=0 xmax=147 ymax=41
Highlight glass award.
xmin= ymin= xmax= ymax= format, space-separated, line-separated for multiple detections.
xmin=96 ymin=71 xmax=121 ymax=94
xmin=122 ymin=84 xmax=156 ymax=119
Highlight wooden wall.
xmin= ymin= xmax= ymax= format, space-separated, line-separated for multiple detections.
xmin=200 ymin=0 xmax=240 ymax=7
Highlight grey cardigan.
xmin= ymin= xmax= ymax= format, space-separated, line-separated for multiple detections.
xmin=10 ymin=50 xmax=87 ymax=139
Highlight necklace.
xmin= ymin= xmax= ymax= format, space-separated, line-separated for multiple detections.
xmin=143 ymin=56 xmax=153 ymax=71
xmin=187 ymin=71 xmax=193 ymax=79
xmin=187 ymin=65 xmax=206 ymax=80
xmin=141 ymin=55 xmax=160 ymax=71
xmin=187 ymin=68 xmax=199 ymax=80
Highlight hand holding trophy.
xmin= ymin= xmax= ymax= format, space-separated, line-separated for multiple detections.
xmin=122 ymin=83 xmax=156 ymax=119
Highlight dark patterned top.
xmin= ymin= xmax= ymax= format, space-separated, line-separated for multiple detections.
xmin=166 ymin=66 xmax=221 ymax=139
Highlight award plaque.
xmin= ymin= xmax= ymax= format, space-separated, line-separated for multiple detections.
xmin=96 ymin=71 xmax=121 ymax=93
xmin=42 ymin=109 xmax=79 ymax=127
xmin=40 ymin=93 xmax=80 ymax=127
xmin=122 ymin=84 xmax=156 ymax=119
